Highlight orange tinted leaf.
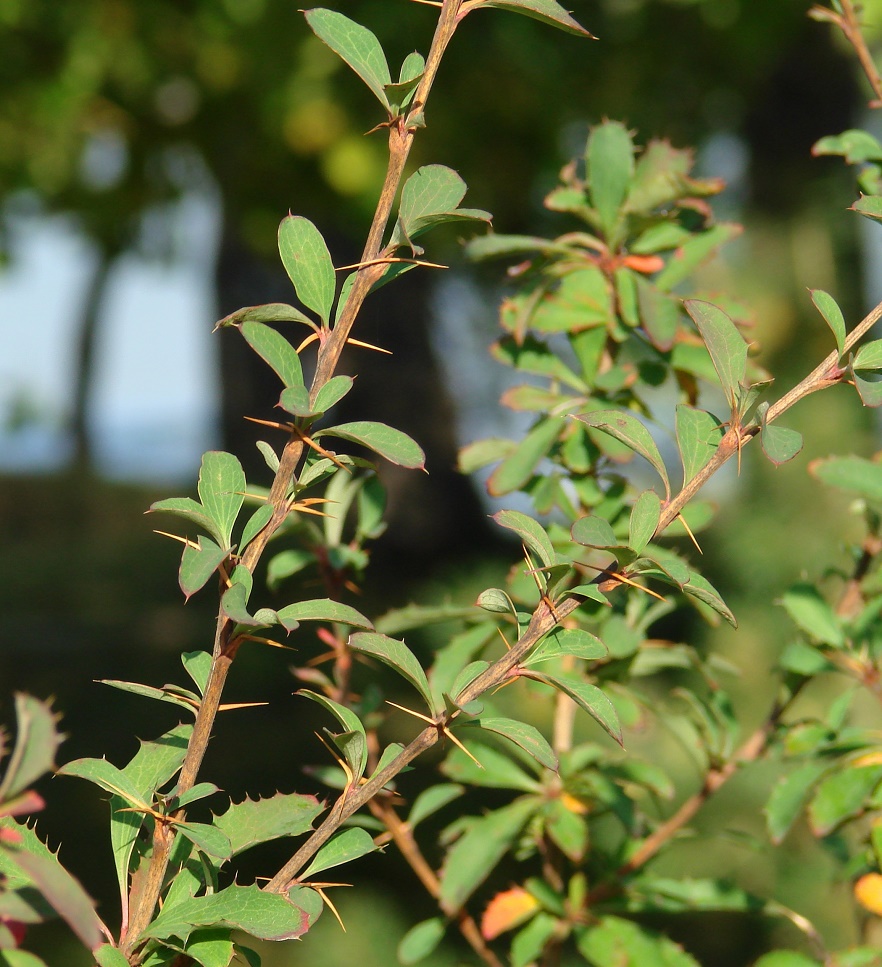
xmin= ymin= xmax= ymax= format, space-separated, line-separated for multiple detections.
xmin=855 ymin=873 xmax=882 ymax=915
xmin=481 ymin=886 xmax=540 ymax=940
xmin=622 ymin=254 xmax=664 ymax=274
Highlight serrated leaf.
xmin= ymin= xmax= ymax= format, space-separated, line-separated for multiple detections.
xmin=144 ymin=883 xmax=321 ymax=943
xmin=0 ymin=695 xmax=60 ymax=804
xmin=571 ymin=515 xmax=621 ymax=549
xmin=278 ymin=214 xmax=336 ymax=326
xmin=765 ymin=761 xmax=828 ymax=844
xmin=276 ymin=598 xmax=373 ymax=631
xmin=213 ymin=793 xmax=323 ymax=858
xmin=179 ymin=536 xmax=228 ymax=599
xmin=197 ymin=452 xmax=246 ymax=551
xmin=398 ymin=916 xmax=446 ymax=965
xmin=298 ymin=691 xmax=368 ymax=781
xmin=469 ymin=0 xmax=594 ymax=36
xmin=348 ymin=632 xmax=433 ymax=711
xmin=304 ymin=8 xmax=392 ymax=112
xmin=462 ymin=717 xmax=558 ymax=771
xmin=587 ymin=121 xmax=634 ymax=240
xmin=629 ymin=490 xmax=661 ymax=554
xmin=574 ymin=410 xmax=670 ymax=499
xmin=684 ymin=300 xmax=748 ymax=410
xmin=301 ymin=827 xmax=378 ymax=879
xmin=675 ymin=405 xmax=725 ymax=486
xmin=1 ymin=820 xmax=103 ymax=950
xmin=318 ymin=421 xmax=425 ymax=469
xmin=531 ymin=673 xmax=622 ymax=746
xmin=493 ymin=508 xmax=555 ymax=568
xmin=240 ymin=321 xmax=305 ymax=391
xmin=811 ymin=290 xmax=847 ymax=359
xmin=438 ymin=798 xmax=537 ymax=910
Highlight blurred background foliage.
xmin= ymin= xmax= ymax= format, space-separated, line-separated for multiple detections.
xmin=2 ymin=0 xmax=882 ymax=963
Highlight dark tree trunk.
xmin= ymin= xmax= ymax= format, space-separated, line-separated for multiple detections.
xmin=214 ymin=212 xmax=493 ymax=562
xmin=70 ymin=248 xmax=114 ymax=470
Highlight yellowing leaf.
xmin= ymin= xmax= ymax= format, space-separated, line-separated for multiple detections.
xmin=855 ymin=873 xmax=882 ymax=915
xmin=481 ymin=887 xmax=540 ymax=940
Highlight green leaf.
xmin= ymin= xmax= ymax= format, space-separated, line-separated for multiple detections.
xmin=811 ymin=289 xmax=847 ymax=359
xmin=629 ymin=490 xmax=661 ymax=554
xmin=175 ymin=821 xmax=232 ymax=860
xmin=781 ymin=583 xmax=844 ymax=647
xmin=197 ymin=451 xmax=246 ymax=551
xmin=348 ymin=632 xmax=434 ymax=712
xmin=525 ymin=628 xmax=606 ymax=665
xmin=493 ymin=508 xmax=555 ymax=569
xmin=239 ymin=320 xmax=305 ymax=391
xmin=0 ymin=952 xmax=49 ymax=967
xmin=407 ymin=784 xmax=464 ymax=830
xmin=301 ymin=827 xmax=378 ymax=879
xmin=587 ymin=121 xmax=634 ymax=240
xmin=58 ymin=757 xmax=147 ymax=810
xmin=215 ymin=301 xmax=315 ymax=329
xmin=278 ymin=214 xmax=336 ymax=326
xmin=318 ymin=421 xmax=425 ymax=469
xmin=179 ymin=536 xmax=228 ymax=600
xmin=469 ymin=0 xmax=595 ymax=37
xmin=182 ymin=929 xmax=235 ymax=967
xmin=853 ymin=339 xmax=882 ymax=370
xmin=313 ymin=376 xmax=354 ymax=414
xmin=512 ymin=913 xmax=558 ymax=967
xmin=123 ymin=723 xmax=192 ymax=803
xmin=94 ymin=947 xmax=131 ymax=967
xmin=0 ymin=695 xmax=60 ymax=803
xmin=438 ymin=798 xmax=538 ymax=909
xmin=655 ymin=224 xmax=741 ymax=291
xmin=571 ymin=515 xmax=621 ymax=549
xmin=304 ymin=8 xmax=392 ymax=113
xmin=462 ymin=717 xmax=558 ymax=771
xmin=684 ymin=300 xmax=748 ymax=410
xmin=813 ymin=128 xmax=882 ymax=163
xmin=278 ymin=384 xmax=313 ymax=418
xmin=172 ymin=782 xmax=219 ymax=810
xmin=398 ymin=917 xmax=446 ymax=966
xmin=391 ymin=165 xmax=491 ymax=250
xmin=682 ymin=570 xmax=737 ymax=627
xmin=487 ymin=417 xmax=563 ymax=496
xmin=765 ymin=761 xmax=828 ymax=844
xmin=851 ymin=194 xmax=882 ymax=221
xmin=635 ymin=276 xmax=680 ymax=351
xmin=148 ymin=496 xmax=217 ymax=543
xmin=851 ymin=366 xmax=882 ymax=406
xmin=298 ymin=691 xmax=368 ymax=782
xmin=276 ymin=598 xmax=373 ymax=630
xmin=0 ymin=820 xmax=103 ymax=950
xmin=808 ymin=764 xmax=882 ymax=836
xmin=144 ymin=883 xmax=321 ymax=943
xmin=574 ymin=410 xmax=670 ymax=499
xmin=531 ymin=673 xmax=622 ymax=746
xmin=182 ymin=652 xmax=212 ymax=695
xmin=239 ymin=503 xmax=273 ymax=553
xmin=577 ymin=915 xmax=700 ymax=966
xmin=809 ymin=454 xmax=882 ymax=501
xmin=761 ymin=422 xmax=804 ymax=466
xmin=752 ymin=954 xmax=820 ymax=967
xmin=675 ymin=405 xmax=725 ymax=486
xmin=213 ymin=793 xmax=323 ymax=857
xmin=476 ymin=587 xmax=518 ymax=616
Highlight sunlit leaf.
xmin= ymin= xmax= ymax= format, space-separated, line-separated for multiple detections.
xmin=629 ymin=490 xmax=661 ymax=554
xmin=278 ymin=214 xmax=336 ymax=326
xmin=213 ymin=793 xmax=323 ymax=858
xmin=494 ymin=508 xmax=556 ymax=569
xmin=301 ymin=827 xmax=378 ymax=879
xmin=317 ymin=421 xmax=426 ymax=469
xmin=530 ymin=672 xmax=622 ymax=746
xmin=240 ymin=320 xmax=305 ymax=391
xmin=481 ymin=887 xmax=540 ymax=940
xmin=304 ymin=8 xmax=392 ymax=112
xmin=467 ymin=0 xmax=595 ymax=37
xmin=811 ymin=289 xmax=847 ymax=360
xmin=684 ymin=300 xmax=747 ymax=410
xmin=276 ymin=598 xmax=373 ymax=631
xmin=348 ymin=632 xmax=433 ymax=711
xmin=675 ymin=405 xmax=725 ymax=486
xmin=574 ymin=410 xmax=670 ymax=498
xmin=587 ymin=120 xmax=634 ymax=241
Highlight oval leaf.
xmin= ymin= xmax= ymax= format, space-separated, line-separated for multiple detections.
xmin=348 ymin=632 xmax=433 ymax=711
xmin=278 ymin=215 xmax=336 ymax=326
xmin=629 ymin=490 xmax=661 ymax=554
xmin=684 ymin=300 xmax=748 ymax=410
xmin=493 ymin=509 xmax=555 ymax=568
xmin=301 ymin=827 xmax=378 ymax=879
xmin=574 ymin=410 xmax=670 ymax=499
xmin=318 ymin=421 xmax=425 ymax=469
xmin=811 ymin=289 xmax=846 ymax=359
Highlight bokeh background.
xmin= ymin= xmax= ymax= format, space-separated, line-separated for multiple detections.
xmin=2 ymin=0 xmax=882 ymax=963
